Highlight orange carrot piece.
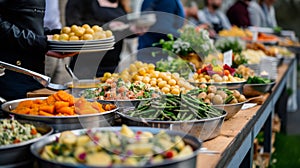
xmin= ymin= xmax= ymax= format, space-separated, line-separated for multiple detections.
xmin=54 ymin=101 xmax=69 ymax=110
xmin=98 ymin=103 xmax=106 ymax=113
xmin=14 ymin=107 xmax=31 ymax=114
xmin=33 ymin=99 xmax=44 ymax=104
xmin=57 ymin=106 xmax=74 ymax=115
xmin=39 ymin=110 xmax=54 ymax=116
xmin=46 ymin=95 xmax=56 ymax=105
xmin=29 ymin=109 xmax=39 ymax=115
xmin=57 ymin=90 xmax=72 ymax=102
xmin=52 ymin=93 xmax=61 ymax=101
xmin=31 ymin=128 xmax=38 ymax=135
xmin=16 ymin=100 xmax=34 ymax=109
xmin=39 ymin=105 xmax=55 ymax=114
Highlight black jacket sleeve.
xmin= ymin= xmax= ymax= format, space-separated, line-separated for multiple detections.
xmin=0 ymin=17 xmax=48 ymax=53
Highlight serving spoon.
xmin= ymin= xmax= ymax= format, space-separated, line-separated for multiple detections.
xmin=65 ymin=64 xmax=79 ymax=81
xmin=0 ymin=61 xmax=67 ymax=90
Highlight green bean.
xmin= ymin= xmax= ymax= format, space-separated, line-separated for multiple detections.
xmin=181 ymin=96 xmax=205 ymax=111
xmin=184 ymin=114 xmax=194 ymax=121
xmin=174 ymin=109 xmax=190 ymax=113
xmin=148 ymin=110 xmax=161 ymax=118
xmin=131 ymin=109 xmax=156 ymax=117
xmin=159 ymin=110 xmax=171 ymax=120
xmin=224 ymin=95 xmax=234 ymax=104
xmin=137 ymin=105 xmax=150 ymax=111
xmin=165 ymin=98 xmax=177 ymax=106
xmin=179 ymin=112 xmax=187 ymax=120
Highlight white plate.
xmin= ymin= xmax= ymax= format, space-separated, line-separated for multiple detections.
xmin=47 ymin=36 xmax=115 ymax=45
xmin=49 ymin=47 xmax=114 ymax=53
xmin=49 ymin=46 xmax=115 ymax=51
xmin=48 ymin=44 xmax=115 ymax=50
xmin=48 ymin=42 xmax=115 ymax=48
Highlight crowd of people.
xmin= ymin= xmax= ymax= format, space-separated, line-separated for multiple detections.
xmin=0 ymin=0 xmax=278 ymax=100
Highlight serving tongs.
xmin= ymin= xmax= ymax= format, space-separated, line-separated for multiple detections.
xmin=0 ymin=61 xmax=67 ymax=90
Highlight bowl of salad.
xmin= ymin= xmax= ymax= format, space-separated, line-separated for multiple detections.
xmin=0 ymin=119 xmax=53 ymax=167
xmin=189 ymin=64 xmax=246 ymax=92
xmin=31 ymin=125 xmax=202 ymax=168
xmin=81 ymin=78 xmax=159 ymax=109
xmin=243 ymin=76 xmax=276 ymax=97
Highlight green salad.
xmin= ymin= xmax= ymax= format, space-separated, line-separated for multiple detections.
xmin=246 ymin=76 xmax=271 ymax=84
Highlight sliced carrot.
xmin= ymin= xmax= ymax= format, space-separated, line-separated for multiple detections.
xmin=57 ymin=106 xmax=74 ymax=115
xmin=14 ymin=107 xmax=31 ymax=114
xmin=33 ymin=99 xmax=44 ymax=104
xmin=57 ymin=90 xmax=70 ymax=102
xmin=39 ymin=105 xmax=55 ymax=114
xmin=54 ymin=101 xmax=69 ymax=110
xmin=16 ymin=100 xmax=33 ymax=109
xmin=98 ymin=103 xmax=106 ymax=112
xmin=46 ymin=95 xmax=56 ymax=105
xmin=29 ymin=109 xmax=39 ymax=115
xmin=39 ymin=110 xmax=54 ymax=116
xmin=52 ymin=93 xmax=61 ymax=101
xmin=31 ymin=128 xmax=38 ymax=135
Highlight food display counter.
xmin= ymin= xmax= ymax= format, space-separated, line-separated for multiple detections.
xmin=16 ymin=57 xmax=296 ymax=168
xmin=0 ymin=22 xmax=298 ymax=167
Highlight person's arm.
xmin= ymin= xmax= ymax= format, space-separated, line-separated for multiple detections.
xmin=219 ymin=12 xmax=231 ymax=30
xmin=0 ymin=17 xmax=47 ymax=53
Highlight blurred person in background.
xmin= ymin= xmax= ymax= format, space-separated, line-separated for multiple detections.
xmin=197 ymin=0 xmax=231 ymax=34
xmin=226 ymin=0 xmax=251 ymax=28
xmin=248 ymin=0 xmax=266 ymax=27
xmin=66 ymin=0 xmax=147 ymax=77
xmin=44 ymin=0 xmax=72 ymax=84
xmin=0 ymin=0 xmax=76 ymax=100
xmin=259 ymin=0 xmax=277 ymax=27
xmin=248 ymin=0 xmax=277 ymax=28
xmin=137 ymin=0 xmax=185 ymax=63
xmin=184 ymin=1 xmax=199 ymax=25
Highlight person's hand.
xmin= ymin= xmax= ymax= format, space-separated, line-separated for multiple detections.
xmin=129 ymin=24 xmax=149 ymax=36
xmin=46 ymin=51 xmax=79 ymax=58
xmin=109 ymin=21 xmax=129 ymax=31
xmin=196 ymin=24 xmax=217 ymax=38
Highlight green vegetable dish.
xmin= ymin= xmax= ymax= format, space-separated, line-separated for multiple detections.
xmin=155 ymin=58 xmax=194 ymax=79
xmin=127 ymin=93 xmax=223 ymax=121
xmin=40 ymin=125 xmax=194 ymax=167
xmin=0 ymin=119 xmax=41 ymax=145
xmin=246 ymin=76 xmax=271 ymax=84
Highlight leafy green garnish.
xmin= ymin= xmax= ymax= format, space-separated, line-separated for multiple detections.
xmin=246 ymin=76 xmax=271 ymax=84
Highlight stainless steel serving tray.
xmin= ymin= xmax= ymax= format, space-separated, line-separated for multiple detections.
xmin=243 ymin=79 xmax=276 ymax=97
xmin=31 ymin=126 xmax=201 ymax=168
xmin=0 ymin=119 xmax=53 ymax=167
xmin=118 ymin=110 xmax=227 ymax=141
xmin=190 ymin=81 xmax=246 ymax=92
xmin=212 ymin=101 xmax=245 ymax=120
xmin=1 ymin=97 xmax=118 ymax=132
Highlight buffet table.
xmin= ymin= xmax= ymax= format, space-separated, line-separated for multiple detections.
xmin=24 ymin=58 xmax=296 ymax=168
xmin=197 ymin=58 xmax=296 ymax=168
